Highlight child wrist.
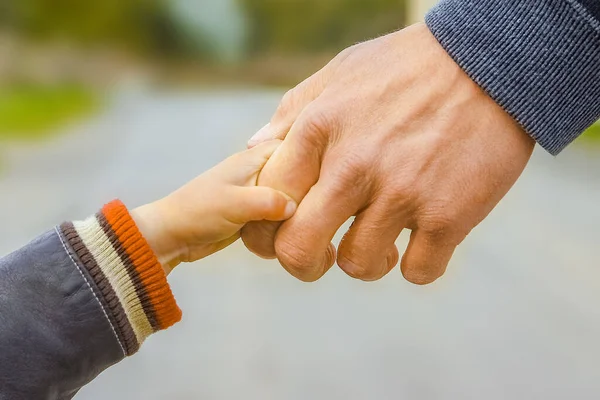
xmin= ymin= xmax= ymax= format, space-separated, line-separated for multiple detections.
xmin=131 ymin=201 xmax=185 ymax=275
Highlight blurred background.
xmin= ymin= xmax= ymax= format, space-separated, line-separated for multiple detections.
xmin=1 ymin=1 xmax=599 ymax=399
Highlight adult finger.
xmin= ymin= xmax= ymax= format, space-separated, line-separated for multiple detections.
xmin=241 ymin=104 xmax=329 ymax=259
xmin=247 ymin=79 xmax=324 ymax=147
xmin=274 ymin=174 xmax=367 ymax=282
xmin=240 ymin=221 xmax=280 ymax=259
xmin=400 ymin=228 xmax=457 ymax=285
xmin=337 ymin=201 xmax=403 ymax=282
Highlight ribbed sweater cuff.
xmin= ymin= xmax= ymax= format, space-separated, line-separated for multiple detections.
xmin=59 ymin=200 xmax=182 ymax=356
xmin=426 ymin=0 xmax=600 ymax=155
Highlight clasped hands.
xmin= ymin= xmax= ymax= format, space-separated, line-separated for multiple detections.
xmin=134 ymin=23 xmax=534 ymax=283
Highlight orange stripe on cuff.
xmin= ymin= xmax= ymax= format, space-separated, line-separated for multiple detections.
xmin=102 ymin=200 xmax=182 ymax=331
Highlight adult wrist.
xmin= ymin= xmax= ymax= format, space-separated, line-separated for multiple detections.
xmin=426 ymin=0 xmax=600 ymax=154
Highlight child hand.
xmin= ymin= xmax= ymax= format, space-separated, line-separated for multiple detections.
xmin=132 ymin=140 xmax=296 ymax=273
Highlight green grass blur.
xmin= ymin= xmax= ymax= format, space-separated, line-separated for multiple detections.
xmin=0 ymin=85 xmax=99 ymax=140
xmin=580 ymin=123 xmax=600 ymax=147
xmin=583 ymin=123 xmax=600 ymax=139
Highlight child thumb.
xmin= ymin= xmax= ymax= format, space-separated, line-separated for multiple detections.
xmin=233 ymin=186 xmax=297 ymax=223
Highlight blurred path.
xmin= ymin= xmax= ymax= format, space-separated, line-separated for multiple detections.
xmin=1 ymin=90 xmax=599 ymax=400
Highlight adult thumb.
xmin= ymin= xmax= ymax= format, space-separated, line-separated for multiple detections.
xmin=247 ymin=45 xmax=357 ymax=148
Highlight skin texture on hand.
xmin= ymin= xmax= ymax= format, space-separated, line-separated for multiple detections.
xmin=132 ymin=140 xmax=297 ymax=275
xmin=242 ymin=23 xmax=535 ymax=285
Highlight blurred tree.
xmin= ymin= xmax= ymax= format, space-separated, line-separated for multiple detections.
xmin=1 ymin=0 xmax=185 ymax=55
xmin=171 ymin=0 xmax=247 ymax=63
xmin=0 ymin=0 xmax=409 ymax=71
xmin=240 ymin=0 xmax=406 ymax=55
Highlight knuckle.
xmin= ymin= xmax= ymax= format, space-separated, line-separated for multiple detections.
xmin=290 ymin=107 xmax=336 ymax=154
xmin=336 ymin=41 xmax=364 ymax=59
xmin=324 ymin=150 xmax=374 ymax=195
xmin=335 ymin=45 xmax=356 ymax=61
xmin=419 ymin=205 xmax=461 ymax=240
xmin=241 ymin=222 xmax=277 ymax=259
xmin=389 ymin=173 xmax=419 ymax=202
xmin=274 ymin=89 xmax=297 ymax=120
xmin=342 ymin=151 xmax=371 ymax=175
xmin=300 ymin=107 xmax=335 ymax=140
xmin=338 ymin=254 xmax=378 ymax=281
xmin=275 ymin=238 xmax=321 ymax=281
xmin=421 ymin=218 xmax=453 ymax=239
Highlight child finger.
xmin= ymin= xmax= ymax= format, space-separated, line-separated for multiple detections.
xmin=228 ymin=186 xmax=297 ymax=224
xmin=232 ymin=139 xmax=283 ymax=170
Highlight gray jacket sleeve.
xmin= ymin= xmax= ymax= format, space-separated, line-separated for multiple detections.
xmin=0 ymin=201 xmax=181 ymax=399
xmin=0 ymin=230 xmax=124 ymax=399
xmin=426 ymin=0 xmax=600 ymax=154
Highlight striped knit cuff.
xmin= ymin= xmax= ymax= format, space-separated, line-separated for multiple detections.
xmin=59 ymin=200 xmax=182 ymax=356
xmin=426 ymin=0 xmax=600 ymax=155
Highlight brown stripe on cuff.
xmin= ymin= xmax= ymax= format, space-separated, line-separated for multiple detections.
xmin=96 ymin=212 xmax=160 ymax=332
xmin=60 ymin=222 xmax=140 ymax=355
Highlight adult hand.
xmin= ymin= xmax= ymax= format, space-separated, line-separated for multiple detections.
xmin=242 ymin=23 xmax=534 ymax=284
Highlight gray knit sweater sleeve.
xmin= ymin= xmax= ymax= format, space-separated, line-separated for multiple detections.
xmin=426 ymin=0 xmax=600 ymax=155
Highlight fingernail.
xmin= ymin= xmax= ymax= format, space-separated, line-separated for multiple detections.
xmin=284 ymin=200 xmax=297 ymax=218
xmin=248 ymin=123 xmax=272 ymax=147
